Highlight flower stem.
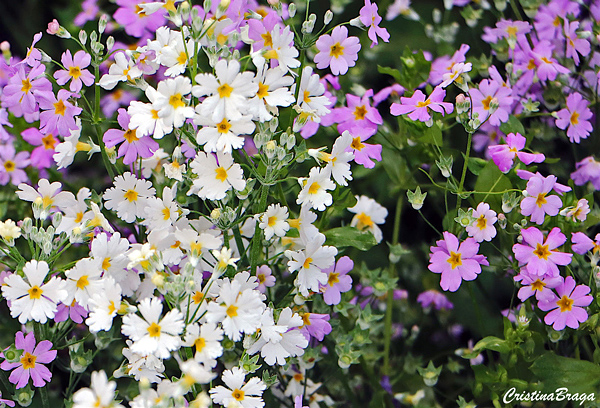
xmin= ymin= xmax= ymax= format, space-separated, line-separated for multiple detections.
xmin=40 ymin=385 xmax=50 ymax=408
xmin=456 ymin=131 xmax=473 ymax=210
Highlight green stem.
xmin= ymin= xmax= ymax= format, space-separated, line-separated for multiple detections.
xmin=456 ymin=131 xmax=473 ymax=210
xmin=250 ymin=185 xmax=269 ymax=274
xmin=383 ymin=195 xmax=403 ymax=377
xmin=40 ymin=385 xmax=50 ymax=408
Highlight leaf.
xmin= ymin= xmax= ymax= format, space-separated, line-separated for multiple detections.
xmin=377 ymin=65 xmax=402 ymax=83
xmin=499 ymin=115 xmax=526 ymax=138
xmin=529 ymin=353 xmax=600 ymax=394
xmin=473 ymin=336 xmax=511 ymax=354
xmin=418 ymin=123 xmax=442 ymax=146
xmin=324 ymin=227 xmax=378 ymax=251
xmin=466 ymin=156 xmax=488 ymax=176
xmin=473 ymin=160 xmax=512 ymax=209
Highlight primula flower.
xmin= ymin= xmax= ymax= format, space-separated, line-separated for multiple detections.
xmin=113 ymin=0 xmax=165 ymax=38
xmin=512 ymin=227 xmax=572 ymax=278
xmin=54 ymin=50 xmax=94 ymax=93
xmin=210 ymin=367 xmax=266 ymax=408
xmin=103 ymin=108 xmax=159 ymax=165
xmin=259 ymin=203 xmax=289 ymax=240
xmin=561 ymin=198 xmax=590 ymax=222
xmin=194 ymin=114 xmax=255 ymax=154
xmin=488 ymin=132 xmax=545 ymax=173
xmin=0 ymin=144 xmax=30 ymax=186
xmin=38 ymin=89 xmax=83 ymax=137
xmin=2 ymin=260 xmax=68 ymax=323
xmin=296 ymin=167 xmax=335 ymax=212
xmin=346 ymin=134 xmax=382 ymax=169
xmin=520 ymin=173 xmax=563 ymax=225
xmin=0 ymin=331 xmax=56 ymax=389
xmin=465 ymin=202 xmax=497 ymax=242
xmin=390 ymin=87 xmax=453 ymax=123
xmin=319 ymin=256 xmax=353 ymax=305
xmin=335 ymin=90 xmax=383 ymax=139
xmin=121 ymin=297 xmax=185 ymax=359
xmin=256 ymin=265 xmax=276 ymax=293
xmin=417 ymin=290 xmax=453 ymax=310
xmin=103 ymin=172 xmax=156 ymax=223
xmin=488 ymin=19 xmax=531 ymax=47
xmin=98 ymin=52 xmax=142 ymax=90
xmin=359 ymin=0 xmax=390 ymax=48
xmin=564 ymin=21 xmax=590 ymax=66
xmin=299 ymin=313 xmax=332 ymax=341
xmin=188 ymin=151 xmax=246 ymax=201
xmin=314 ymin=25 xmax=361 ymax=76
xmin=258 ymin=25 xmax=301 ymax=74
xmin=154 ymin=76 xmax=195 ymax=129
xmin=538 ymin=276 xmax=592 ymax=331
xmin=72 ymin=370 xmax=124 ymax=408
xmin=21 ymin=127 xmax=58 ymax=170
xmin=514 ymin=270 xmax=563 ymax=302
xmin=348 ymin=195 xmax=388 ymax=243
xmin=555 ymin=92 xmax=593 ymax=143
xmin=1 ymin=63 xmax=52 ymax=120
xmin=16 ymin=179 xmax=76 ymax=218
xmin=428 ymin=231 xmax=489 ymax=292
xmin=571 ymin=232 xmax=600 ymax=255
xmin=571 ymin=156 xmax=600 ymax=190
xmin=469 ymin=78 xmax=513 ymax=126
xmin=286 ymin=232 xmax=337 ymax=296
xmin=182 ymin=322 xmax=224 ymax=367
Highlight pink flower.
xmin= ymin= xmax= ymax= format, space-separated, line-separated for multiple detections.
xmin=512 ymin=227 xmax=572 ymax=278
xmin=489 ymin=19 xmax=531 ymax=45
xmin=1 ymin=63 xmax=53 ymax=120
xmin=428 ymin=231 xmax=489 ymax=292
xmin=571 ymin=232 xmax=600 ymax=255
xmin=469 ymin=78 xmax=513 ymax=126
xmin=514 ymin=270 xmax=562 ymax=302
xmin=359 ymin=0 xmax=390 ymax=48
xmin=345 ymin=134 xmax=382 ymax=169
xmin=256 ymin=265 xmax=276 ymax=294
xmin=538 ymin=276 xmax=592 ymax=331
xmin=113 ymin=0 xmax=166 ymax=38
xmin=54 ymin=301 xmax=88 ymax=324
xmin=555 ymin=92 xmax=593 ymax=144
xmin=334 ymin=90 xmax=383 ymax=139
xmin=429 ymin=44 xmax=469 ymax=86
xmin=0 ymin=331 xmax=57 ymax=389
xmin=520 ymin=174 xmax=563 ymax=225
xmin=38 ymin=89 xmax=83 ymax=137
xmin=531 ymin=40 xmax=570 ymax=82
xmin=417 ymin=290 xmax=453 ymax=310
xmin=300 ymin=313 xmax=332 ymax=341
xmin=571 ymin=156 xmax=600 ymax=190
xmin=46 ymin=19 xmax=60 ymax=35
xmin=0 ymin=144 xmax=30 ymax=186
xmin=564 ymin=21 xmax=590 ymax=66
xmin=74 ymin=0 xmax=100 ymax=26
xmin=103 ymin=108 xmax=159 ymax=165
xmin=488 ymin=132 xmax=545 ymax=173
xmin=314 ymin=25 xmax=361 ymax=76
xmin=319 ymin=256 xmax=353 ymax=306
xmin=390 ymin=87 xmax=453 ymax=123
xmin=54 ymin=50 xmax=95 ymax=93
xmin=21 ymin=127 xmax=58 ymax=169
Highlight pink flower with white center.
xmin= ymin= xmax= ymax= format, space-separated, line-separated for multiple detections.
xmin=571 ymin=156 xmax=600 ymax=190
xmin=564 ymin=21 xmax=590 ymax=66
xmin=54 ymin=50 xmax=95 ymax=93
xmin=469 ymin=78 xmax=513 ymax=126
xmin=103 ymin=108 xmax=159 ymax=165
xmin=319 ymin=256 xmax=353 ymax=305
xmin=335 ymin=90 xmax=383 ymax=139
xmin=514 ymin=269 xmax=563 ymax=302
xmin=0 ymin=331 xmax=56 ymax=389
xmin=538 ymin=276 xmax=592 ymax=331
xmin=571 ymin=232 xmax=600 ymax=255
xmin=428 ymin=231 xmax=489 ymax=292
xmin=520 ymin=174 xmax=563 ymax=225
xmin=346 ymin=134 xmax=382 ymax=169
xmin=488 ymin=132 xmax=545 ymax=173
xmin=555 ymin=92 xmax=593 ymax=144
xmin=21 ymin=127 xmax=59 ymax=169
xmin=256 ymin=265 xmax=276 ymax=293
xmin=38 ymin=89 xmax=82 ymax=137
xmin=1 ymin=63 xmax=53 ymax=120
xmin=466 ymin=202 xmax=497 ymax=242
xmin=359 ymin=0 xmax=390 ymax=48
xmin=0 ymin=144 xmax=30 ymax=186
xmin=513 ymin=227 xmax=572 ymax=278
xmin=390 ymin=87 xmax=454 ymax=123
xmin=314 ymin=25 xmax=361 ymax=76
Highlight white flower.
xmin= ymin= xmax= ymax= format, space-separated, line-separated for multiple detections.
xmin=324 ymin=131 xmax=355 ymax=186
xmin=53 ymin=120 xmax=98 ymax=169
xmin=130 ymin=379 xmax=182 ymax=408
xmin=182 ymin=322 xmax=224 ymax=367
xmin=465 ymin=202 xmax=497 ymax=242
xmin=295 ymin=66 xmax=331 ymax=118
xmin=83 ymin=202 xmax=114 ymax=233
xmin=158 ymin=30 xmax=195 ymax=77
xmin=285 ymin=232 xmax=337 ymax=296
xmin=143 ymin=185 xmax=181 ymax=231
xmin=194 ymin=114 xmax=255 ymax=153
xmin=73 ymin=370 xmax=124 ymax=408
xmin=188 ymin=151 xmax=246 ymax=201
xmin=205 ymin=279 xmax=265 ymax=342
xmin=120 ymin=340 xmax=165 ymax=384
xmin=64 ymin=257 xmax=104 ymax=309
xmin=2 ymin=260 xmax=67 ymax=324
xmin=259 ymin=203 xmax=289 ymax=240
xmin=56 ymin=187 xmax=90 ymax=236
xmin=193 ymin=59 xmax=258 ymax=122
xmin=175 ymin=226 xmax=223 ymax=266
xmin=289 ymin=204 xmax=319 ymax=244
xmin=164 ymin=146 xmax=186 ymax=181
xmin=17 ymin=179 xmax=76 ymax=218
xmin=249 ymin=62 xmax=295 ymax=122
xmin=0 ymin=219 xmax=21 ymax=244
xmin=296 ymin=167 xmax=335 ymax=211
xmin=209 ymin=367 xmax=266 ymax=408
xmin=211 ymin=247 xmax=240 ymax=277
xmin=103 ymin=172 xmax=156 ymax=223
xmin=122 ymin=297 xmax=185 ymax=359
xmin=86 ymin=277 xmax=122 ymax=332
xmin=178 ymin=359 xmax=216 ymax=391
xmin=348 ymin=195 xmax=388 ymax=243
xmin=248 ymin=307 xmax=308 ymax=366
xmin=154 ymin=76 xmax=195 ymax=129
xmin=99 ymin=52 xmax=142 ymax=90
xmin=254 ymin=25 xmax=300 ymax=75
xmin=128 ymin=86 xmax=174 ymax=139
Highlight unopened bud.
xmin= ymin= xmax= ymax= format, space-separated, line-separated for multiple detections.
xmin=407 ymin=187 xmax=427 ymax=211
xmin=79 ymin=30 xmax=88 ymax=45
xmin=324 ymin=10 xmax=334 ymax=25
xmin=288 ymin=3 xmax=296 ymax=17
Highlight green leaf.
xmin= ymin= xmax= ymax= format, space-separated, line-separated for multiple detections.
xmin=466 ymin=156 xmax=488 ymax=176
xmin=473 ymin=336 xmax=511 ymax=354
xmin=473 ymin=160 xmax=512 ymax=209
xmin=419 ymin=123 xmax=442 ymax=146
xmin=377 ymin=65 xmax=402 ymax=83
xmin=499 ymin=115 xmax=526 ymax=137
xmin=530 ymin=353 xmax=600 ymax=394
xmin=324 ymin=227 xmax=378 ymax=251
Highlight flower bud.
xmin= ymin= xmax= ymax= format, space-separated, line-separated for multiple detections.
xmin=288 ymin=3 xmax=296 ymax=17
xmin=436 ymin=155 xmax=453 ymax=178
xmin=16 ymin=386 xmax=34 ymax=407
xmin=47 ymin=19 xmax=60 ymax=35
xmin=99 ymin=14 xmax=108 ymax=34
xmin=324 ymin=10 xmax=334 ymax=25
xmin=407 ymin=187 xmax=427 ymax=211
xmin=79 ymin=30 xmax=88 ymax=45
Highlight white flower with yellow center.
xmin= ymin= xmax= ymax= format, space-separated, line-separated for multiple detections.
xmin=17 ymin=179 xmax=76 ymax=219
xmin=0 ymin=219 xmax=21 ymax=245
xmin=86 ymin=277 xmax=123 ymax=333
xmin=98 ymin=52 xmax=142 ymax=90
xmin=2 ymin=260 xmax=68 ymax=324
xmin=175 ymin=226 xmax=223 ymax=267
xmin=466 ymin=202 xmax=497 ymax=242
xmin=103 ymin=172 xmax=156 ymax=223
xmin=188 ymin=151 xmax=246 ymax=201
xmin=143 ymin=185 xmax=181 ymax=231
xmin=122 ymin=296 xmax=185 ymax=359
xmin=154 ymin=76 xmax=195 ymax=129
xmin=128 ymin=86 xmax=174 ymax=139
xmin=294 ymin=66 xmax=331 ymax=118
xmin=182 ymin=322 xmax=224 ymax=367
xmin=249 ymin=62 xmax=295 ymax=122
xmin=252 ymin=25 xmax=300 ymax=76
xmin=296 ymin=167 xmax=335 ymax=211
xmin=192 ymin=59 xmax=258 ymax=122
xmin=348 ymin=195 xmax=388 ymax=243
xmin=72 ymin=370 xmax=124 ymax=408
xmin=194 ymin=113 xmax=255 ymax=153
xmin=56 ymin=187 xmax=90 ymax=236
xmin=90 ymin=231 xmax=130 ymax=286
xmin=259 ymin=203 xmax=290 ymax=240
xmin=64 ymin=257 xmax=104 ymax=309
xmin=209 ymin=367 xmax=266 ymax=408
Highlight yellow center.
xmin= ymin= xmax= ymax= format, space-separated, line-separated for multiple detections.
xmin=301 ymin=313 xmax=311 ymax=326
xmin=257 ymin=82 xmax=269 ymax=99
xmin=124 ymin=189 xmax=138 ymax=202
xmin=351 ymin=137 xmax=365 ymax=151
xmin=356 ymin=213 xmax=373 ymax=230
xmin=527 ymin=59 xmax=536 ymax=70
xmin=76 ymin=275 xmax=89 ymax=290
xmin=530 ymin=279 xmax=546 ymax=292
xmin=217 ymin=83 xmax=233 ymax=98
xmin=147 ymin=322 xmax=162 ymax=337
xmin=267 ymin=216 xmax=277 ymax=227
xmin=447 ymin=252 xmax=462 ymax=269
xmin=481 ymin=95 xmax=493 ymax=111
xmin=102 ymin=257 xmax=111 ymax=270
xmin=533 ymin=243 xmax=551 ymax=260
xmin=216 ymin=118 xmax=232 ymax=134
xmin=177 ymin=51 xmax=188 ymax=65
xmin=303 ymin=257 xmax=313 ymax=269
xmin=42 ymin=134 xmax=56 ymax=149
xmin=215 ymin=166 xmax=228 ymax=182
xmin=162 ymin=207 xmax=171 ymax=220
xmin=476 ymin=214 xmax=487 ymax=230
xmin=232 ymin=389 xmax=245 ymax=401
xmin=308 ymin=182 xmax=320 ymax=195
xmin=21 ymin=79 xmax=32 ymax=93
xmin=570 ymin=111 xmax=579 ymax=125
xmin=28 ymin=285 xmax=43 ymax=299
xmin=108 ymin=301 xmax=116 ymax=314
xmin=42 ymin=195 xmax=53 ymax=208
xmin=169 ymin=93 xmax=185 ymax=109
xmin=328 ymin=272 xmax=340 ymax=286
xmin=54 ymin=100 xmax=66 ymax=116
xmin=303 ymin=90 xmax=311 ymax=104
xmin=69 ymin=66 xmax=82 ymax=79
xmin=293 ymin=372 xmax=304 ymax=382
xmin=535 ymin=193 xmax=547 ymax=207
xmin=506 ymin=26 xmax=518 ymax=37
xmin=329 ymin=42 xmax=345 ymax=58
xmin=192 ymin=291 xmax=204 ymax=304
xmin=194 ymin=337 xmax=206 ymax=352
xmin=354 ymin=105 xmax=368 ymax=120
xmin=416 ymin=100 xmax=431 ymax=108
xmin=257 ymin=273 xmax=265 ymax=283
xmin=4 ymin=161 xmax=15 ymax=172
xmin=20 ymin=352 xmax=36 ymax=370
xmin=226 ymin=305 xmax=238 ymax=317
xmin=262 ymin=32 xmax=273 ymax=48
xmin=151 ymin=109 xmax=160 ymax=120
xmin=124 ymin=129 xmax=139 ymax=143
xmin=557 ymin=295 xmax=573 ymax=312
xmin=74 ymin=211 xmax=84 ymax=223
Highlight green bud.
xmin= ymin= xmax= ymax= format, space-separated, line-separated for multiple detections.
xmin=407 ymin=187 xmax=427 ymax=211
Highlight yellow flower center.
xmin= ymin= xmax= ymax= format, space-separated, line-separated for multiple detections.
xmin=447 ymin=251 xmax=462 ymax=269
xmin=506 ymin=26 xmax=518 ymax=37
xmin=267 ymin=216 xmax=277 ymax=227
xmin=124 ymin=189 xmax=138 ymax=202
xmin=416 ymin=100 xmax=431 ymax=108
xmin=21 ymin=79 xmax=32 ymax=93
xmin=353 ymin=105 xmax=368 ymax=120
xmin=530 ymin=279 xmax=546 ymax=292
xmin=257 ymin=273 xmax=266 ymax=283
xmin=356 ymin=213 xmax=373 ymax=230
xmin=42 ymin=134 xmax=57 ymax=150
xmin=557 ymin=295 xmax=573 ymax=312
xmin=303 ymin=90 xmax=312 ymax=104
xmin=232 ymin=389 xmax=245 ymax=401
xmin=351 ymin=136 xmax=365 ymax=151
xmin=177 ymin=51 xmax=188 ymax=65
xmin=76 ymin=275 xmax=89 ymax=290
xmin=226 ymin=305 xmax=238 ymax=317
xmin=217 ymin=83 xmax=233 ymax=98
xmin=151 ymin=109 xmax=160 ymax=120
xmin=28 ymin=285 xmax=43 ymax=299
xmin=570 ymin=111 xmax=579 ymax=125
xmin=162 ymin=207 xmax=171 ymax=220
xmin=216 ymin=118 xmax=232 ymax=134
xmin=535 ymin=193 xmax=547 ymax=207
xmin=124 ymin=129 xmax=139 ymax=143
xmin=301 ymin=313 xmax=311 ymax=326
xmin=54 ymin=99 xmax=66 ymax=116
xmin=169 ymin=93 xmax=185 ymax=109
xmin=476 ymin=214 xmax=487 ymax=230
xmin=192 ymin=291 xmax=204 ymax=304
xmin=262 ymin=32 xmax=273 ymax=48
xmin=303 ymin=257 xmax=313 ymax=269
xmin=20 ymin=352 xmax=37 ymax=370
xmin=147 ymin=322 xmax=162 ymax=337
xmin=329 ymin=42 xmax=345 ymax=58
xmin=533 ymin=243 xmax=550 ymax=260
xmin=102 ymin=257 xmax=111 ymax=270
xmin=3 ymin=161 xmax=15 ymax=172
xmin=215 ymin=166 xmax=228 ymax=182
xmin=257 ymin=82 xmax=269 ymax=99
xmin=308 ymin=182 xmax=320 ymax=195
xmin=328 ymin=272 xmax=340 ymax=286
xmin=194 ymin=337 xmax=206 ymax=352
xmin=293 ymin=372 xmax=304 ymax=382
xmin=69 ymin=66 xmax=82 ymax=79
xmin=481 ymin=95 xmax=493 ymax=111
